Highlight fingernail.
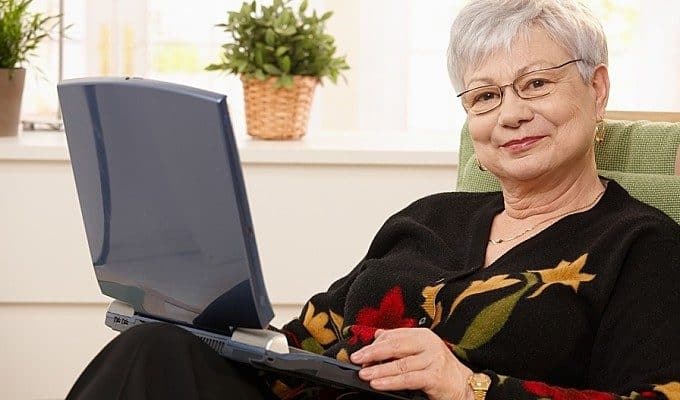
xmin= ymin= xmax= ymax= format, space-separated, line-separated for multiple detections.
xmin=351 ymin=351 xmax=364 ymax=363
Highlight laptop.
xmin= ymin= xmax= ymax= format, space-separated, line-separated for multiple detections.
xmin=57 ymin=77 xmax=426 ymax=399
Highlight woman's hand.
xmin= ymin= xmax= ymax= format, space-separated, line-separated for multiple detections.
xmin=350 ymin=328 xmax=474 ymax=400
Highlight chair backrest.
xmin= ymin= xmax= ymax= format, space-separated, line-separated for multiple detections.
xmin=457 ymin=114 xmax=680 ymax=224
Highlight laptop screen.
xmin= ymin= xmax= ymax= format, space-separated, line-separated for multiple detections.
xmin=58 ymin=78 xmax=273 ymax=332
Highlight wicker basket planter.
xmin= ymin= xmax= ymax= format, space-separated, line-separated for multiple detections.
xmin=241 ymin=75 xmax=318 ymax=140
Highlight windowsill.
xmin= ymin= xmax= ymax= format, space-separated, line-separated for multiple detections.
xmin=0 ymin=130 xmax=460 ymax=166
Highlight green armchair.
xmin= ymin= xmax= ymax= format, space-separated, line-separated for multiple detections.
xmin=456 ymin=118 xmax=680 ymax=224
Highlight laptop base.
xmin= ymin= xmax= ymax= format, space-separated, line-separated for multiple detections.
xmin=104 ymin=301 xmax=427 ymax=400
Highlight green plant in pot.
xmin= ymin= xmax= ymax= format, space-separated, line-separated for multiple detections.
xmin=207 ymin=0 xmax=349 ymax=140
xmin=0 ymin=0 xmax=60 ymax=136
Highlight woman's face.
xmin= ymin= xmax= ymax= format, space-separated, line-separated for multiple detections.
xmin=464 ymin=27 xmax=609 ymax=183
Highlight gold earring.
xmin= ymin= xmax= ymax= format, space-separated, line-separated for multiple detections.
xmin=595 ymin=121 xmax=605 ymax=144
xmin=475 ymin=155 xmax=488 ymax=171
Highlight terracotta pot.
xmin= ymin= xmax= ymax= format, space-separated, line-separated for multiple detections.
xmin=0 ymin=68 xmax=26 ymax=137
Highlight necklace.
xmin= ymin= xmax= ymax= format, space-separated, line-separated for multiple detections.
xmin=488 ymin=189 xmax=606 ymax=245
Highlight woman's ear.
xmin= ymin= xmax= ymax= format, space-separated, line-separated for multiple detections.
xmin=591 ymin=64 xmax=610 ymax=119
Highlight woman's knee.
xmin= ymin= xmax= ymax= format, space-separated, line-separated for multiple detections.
xmin=112 ymin=322 xmax=198 ymax=352
xmin=69 ymin=323 xmax=263 ymax=399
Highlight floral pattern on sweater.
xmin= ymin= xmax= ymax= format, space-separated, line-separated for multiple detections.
xmin=276 ymin=182 xmax=680 ymax=400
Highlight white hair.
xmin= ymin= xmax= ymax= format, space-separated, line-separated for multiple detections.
xmin=447 ymin=0 xmax=608 ymax=93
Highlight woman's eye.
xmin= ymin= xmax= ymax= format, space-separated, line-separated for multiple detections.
xmin=526 ymin=79 xmax=548 ymax=90
xmin=474 ymin=91 xmax=498 ymax=103
xmin=533 ymin=79 xmax=545 ymax=88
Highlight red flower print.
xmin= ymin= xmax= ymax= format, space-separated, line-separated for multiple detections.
xmin=348 ymin=325 xmax=378 ymax=346
xmin=348 ymin=286 xmax=417 ymax=345
xmin=522 ymin=380 xmax=615 ymax=400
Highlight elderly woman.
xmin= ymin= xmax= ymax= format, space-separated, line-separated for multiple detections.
xmin=67 ymin=0 xmax=679 ymax=399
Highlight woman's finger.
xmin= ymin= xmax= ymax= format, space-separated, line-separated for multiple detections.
xmin=358 ymin=353 xmax=431 ymax=381
xmin=369 ymin=370 xmax=432 ymax=392
xmin=350 ymin=330 xmax=425 ymax=364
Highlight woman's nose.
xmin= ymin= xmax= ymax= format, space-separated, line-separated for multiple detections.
xmin=496 ymin=87 xmax=533 ymax=128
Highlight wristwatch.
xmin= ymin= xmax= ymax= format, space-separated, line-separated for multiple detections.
xmin=467 ymin=372 xmax=492 ymax=400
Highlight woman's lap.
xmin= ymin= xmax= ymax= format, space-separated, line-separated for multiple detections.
xmin=66 ymin=322 xmax=276 ymax=400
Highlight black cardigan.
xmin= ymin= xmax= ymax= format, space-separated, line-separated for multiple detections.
xmin=280 ymin=180 xmax=680 ymax=400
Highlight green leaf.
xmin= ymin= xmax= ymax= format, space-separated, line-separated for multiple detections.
xmin=253 ymin=69 xmax=267 ymax=80
xmin=274 ymin=24 xmax=297 ymax=36
xmin=280 ymin=55 xmax=291 ymax=73
xmin=279 ymin=74 xmax=294 ymax=88
xmin=301 ymin=337 xmax=323 ymax=354
xmin=456 ymin=273 xmax=538 ymax=354
xmin=299 ymin=0 xmax=308 ymax=14
xmin=320 ymin=11 xmax=333 ymax=21
xmin=254 ymin=47 xmax=264 ymax=66
xmin=205 ymin=63 xmax=224 ymax=71
xmin=262 ymin=63 xmax=282 ymax=75
xmin=233 ymin=58 xmax=248 ymax=72
xmin=280 ymin=9 xmax=292 ymax=25
xmin=264 ymin=28 xmax=276 ymax=45
xmin=240 ymin=2 xmax=252 ymax=14
xmin=275 ymin=46 xmax=289 ymax=57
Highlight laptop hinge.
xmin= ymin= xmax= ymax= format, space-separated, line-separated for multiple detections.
xmin=231 ymin=328 xmax=290 ymax=354
xmin=106 ymin=301 xmax=289 ymax=354
xmin=108 ymin=300 xmax=135 ymax=317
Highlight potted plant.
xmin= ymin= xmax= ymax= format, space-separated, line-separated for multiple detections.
xmin=0 ymin=0 xmax=60 ymax=136
xmin=207 ymin=0 xmax=349 ymax=140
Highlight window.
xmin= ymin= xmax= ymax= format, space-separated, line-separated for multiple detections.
xmin=23 ymin=0 xmax=680 ymax=134
xmin=20 ymin=0 xmax=62 ymax=125
xmin=589 ymin=0 xmax=680 ymax=111
xmin=356 ymin=0 xmax=680 ymax=135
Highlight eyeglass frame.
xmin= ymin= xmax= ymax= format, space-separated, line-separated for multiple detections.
xmin=456 ymin=58 xmax=584 ymax=115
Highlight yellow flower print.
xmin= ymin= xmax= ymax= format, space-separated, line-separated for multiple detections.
xmin=448 ymin=274 xmax=522 ymax=318
xmin=302 ymin=302 xmax=337 ymax=345
xmin=421 ymin=283 xmax=446 ymax=328
xmin=336 ymin=348 xmax=350 ymax=363
xmin=654 ymin=381 xmax=680 ymax=400
xmin=270 ymin=380 xmax=294 ymax=399
xmin=421 ymin=283 xmax=445 ymax=319
xmin=432 ymin=302 xmax=443 ymax=328
xmin=528 ymin=253 xmax=595 ymax=299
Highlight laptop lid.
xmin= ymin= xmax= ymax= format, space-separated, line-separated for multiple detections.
xmin=58 ymin=77 xmax=273 ymax=332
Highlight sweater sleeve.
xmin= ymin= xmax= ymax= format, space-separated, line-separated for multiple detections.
xmin=484 ymin=225 xmax=680 ymax=400
xmin=277 ymin=218 xmax=424 ymax=357
xmin=277 ymin=260 xmax=363 ymax=357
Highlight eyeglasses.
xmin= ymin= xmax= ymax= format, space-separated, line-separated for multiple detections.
xmin=456 ymin=59 xmax=583 ymax=115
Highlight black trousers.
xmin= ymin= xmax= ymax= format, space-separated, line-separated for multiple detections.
xmin=66 ymin=323 xmax=278 ymax=400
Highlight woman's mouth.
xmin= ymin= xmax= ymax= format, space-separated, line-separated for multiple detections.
xmin=500 ymin=136 xmax=547 ymax=153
